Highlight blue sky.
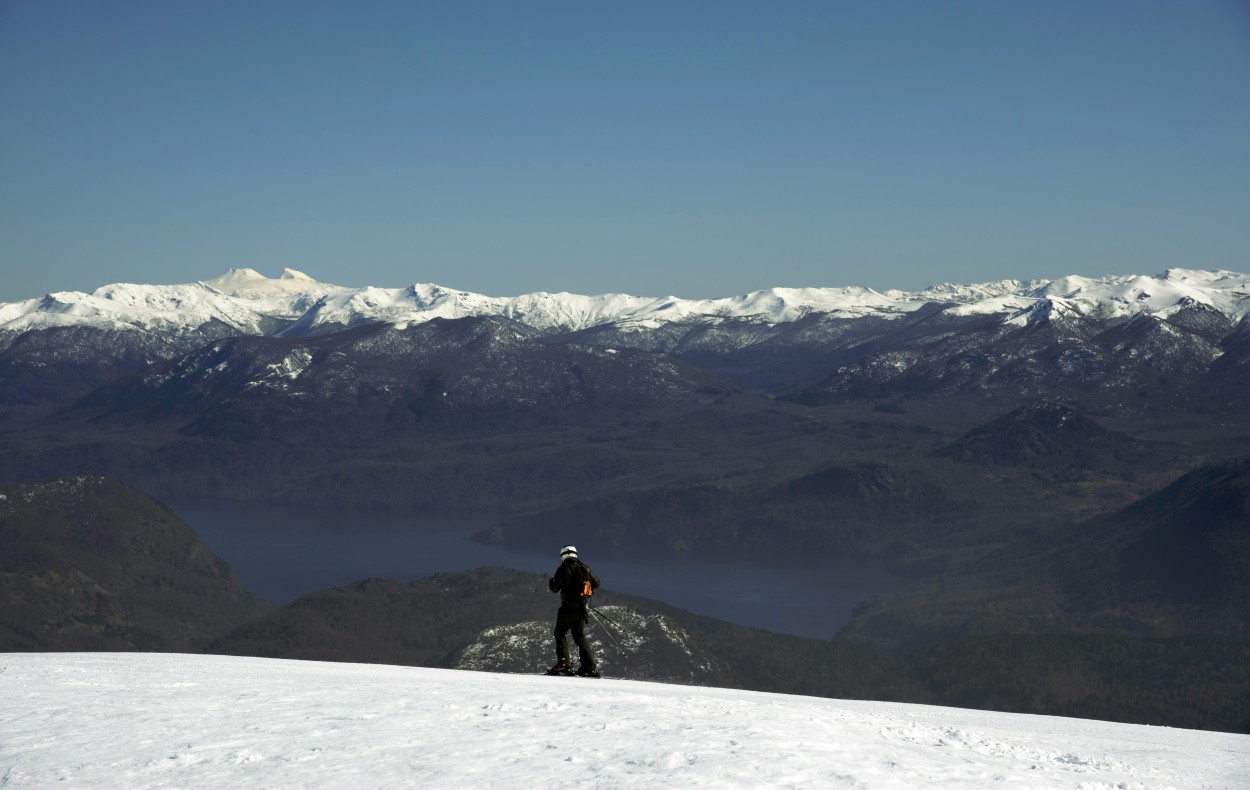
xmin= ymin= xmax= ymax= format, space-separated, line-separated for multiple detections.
xmin=2 ymin=0 xmax=1248 ymax=301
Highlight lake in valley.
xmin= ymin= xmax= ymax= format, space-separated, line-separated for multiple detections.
xmin=172 ymin=497 xmax=909 ymax=641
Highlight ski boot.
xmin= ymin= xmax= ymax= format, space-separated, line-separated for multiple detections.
xmin=546 ymin=659 xmax=574 ymax=676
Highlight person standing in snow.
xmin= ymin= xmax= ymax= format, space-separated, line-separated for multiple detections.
xmin=548 ymin=545 xmax=601 ymax=677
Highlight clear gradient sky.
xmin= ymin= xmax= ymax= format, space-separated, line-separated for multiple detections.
xmin=2 ymin=0 xmax=1248 ymax=301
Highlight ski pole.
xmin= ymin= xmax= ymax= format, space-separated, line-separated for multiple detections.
xmin=588 ymin=604 xmax=623 ymax=628
xmin=588 ymin=607 xmax=627 ymax=656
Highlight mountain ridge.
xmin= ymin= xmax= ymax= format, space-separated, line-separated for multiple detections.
xmin=837 ymin=454 xmax=1250 ymax=653
xmin=4 ymin=267 xmax=1248 ymax=341
xmin=6 ymin=266 xmax=1247 ymax=410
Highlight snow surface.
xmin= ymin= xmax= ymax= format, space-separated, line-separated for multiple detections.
xmin=2 ymin=653 xmax=1246 ymax=789
xmin=3 ymin=268 xmax=1248 ymax=339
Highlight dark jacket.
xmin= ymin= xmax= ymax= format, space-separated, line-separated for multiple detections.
xmin=549 ymin=558 xmax=600 ymax=607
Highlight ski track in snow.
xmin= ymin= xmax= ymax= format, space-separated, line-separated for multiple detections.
xmin=1 ymin=653 xmax=1246 ymax=789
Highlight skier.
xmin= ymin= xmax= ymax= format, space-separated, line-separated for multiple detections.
xmin=548 ymin=545 xmax=601 ymax=677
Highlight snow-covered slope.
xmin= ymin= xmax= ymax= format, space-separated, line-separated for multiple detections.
xmin=2 ymin=653 xmax=1243 ymax=789
xmin=0 ymin=269 xmax=347 ymax=342
xmin=0 ymin=282 xmax=265 ymax=338
xmin=3 ymin=268 xmax=1247 ymax=340
xmin=281 ymin=283 xmax=915 ymax=336
xmin=1027 ymin=269 xmax=1250 ymax=321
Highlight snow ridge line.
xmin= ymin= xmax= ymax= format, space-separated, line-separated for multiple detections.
xmin=3 ymin=267 xmax=1248 ymax=339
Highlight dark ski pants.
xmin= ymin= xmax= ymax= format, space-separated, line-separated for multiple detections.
xmin=554 ymin=604 xmax=596 ymax=669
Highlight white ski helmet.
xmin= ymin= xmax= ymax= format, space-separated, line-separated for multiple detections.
xmin=559 ymin=545 xmax=578 ymax=561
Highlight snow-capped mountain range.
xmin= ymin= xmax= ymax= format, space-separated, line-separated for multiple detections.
xmin=3 ymin=266 xmax=1248 ymax=339
xmin=3 ymin=266 xmax=1249 ymax=413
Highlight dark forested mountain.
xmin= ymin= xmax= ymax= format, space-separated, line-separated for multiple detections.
xmin=566 ymin=309 xmax=940 ymax=393
xmin=73 ymin=317 xmax=732 ymax=442
xmin=1070 ymin=457 xmax=1250 ymax=617
xmin=783 ymin=303 xmax=1240 ymax=413
xmin=0 ymin=476 xmax=268 ymax=651
xmin=1205 ymin=324 xmax=1250 ymax=412
xmin=839 ymin=455 xmax=1250 ymax=653
xmin=0 ymin=325 xmax=198 ymax=406
xmin=935 ymin=400 xmax=1157 ymax=475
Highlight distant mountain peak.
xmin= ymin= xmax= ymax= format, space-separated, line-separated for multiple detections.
xmin=200 ymin=267 xmax=344 ymax=299
xmin=1159 ymin=267 xmax=1245 ymax=285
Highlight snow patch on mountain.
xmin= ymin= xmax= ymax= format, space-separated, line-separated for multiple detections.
xmin=263 ymin=348 xmax=314 ymax=382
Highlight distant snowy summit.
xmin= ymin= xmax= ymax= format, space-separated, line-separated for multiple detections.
xmin=202 ymin=266 xmax=328 ymax=299
xmin=2 ymin=266 xmax=1248 ymax=339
